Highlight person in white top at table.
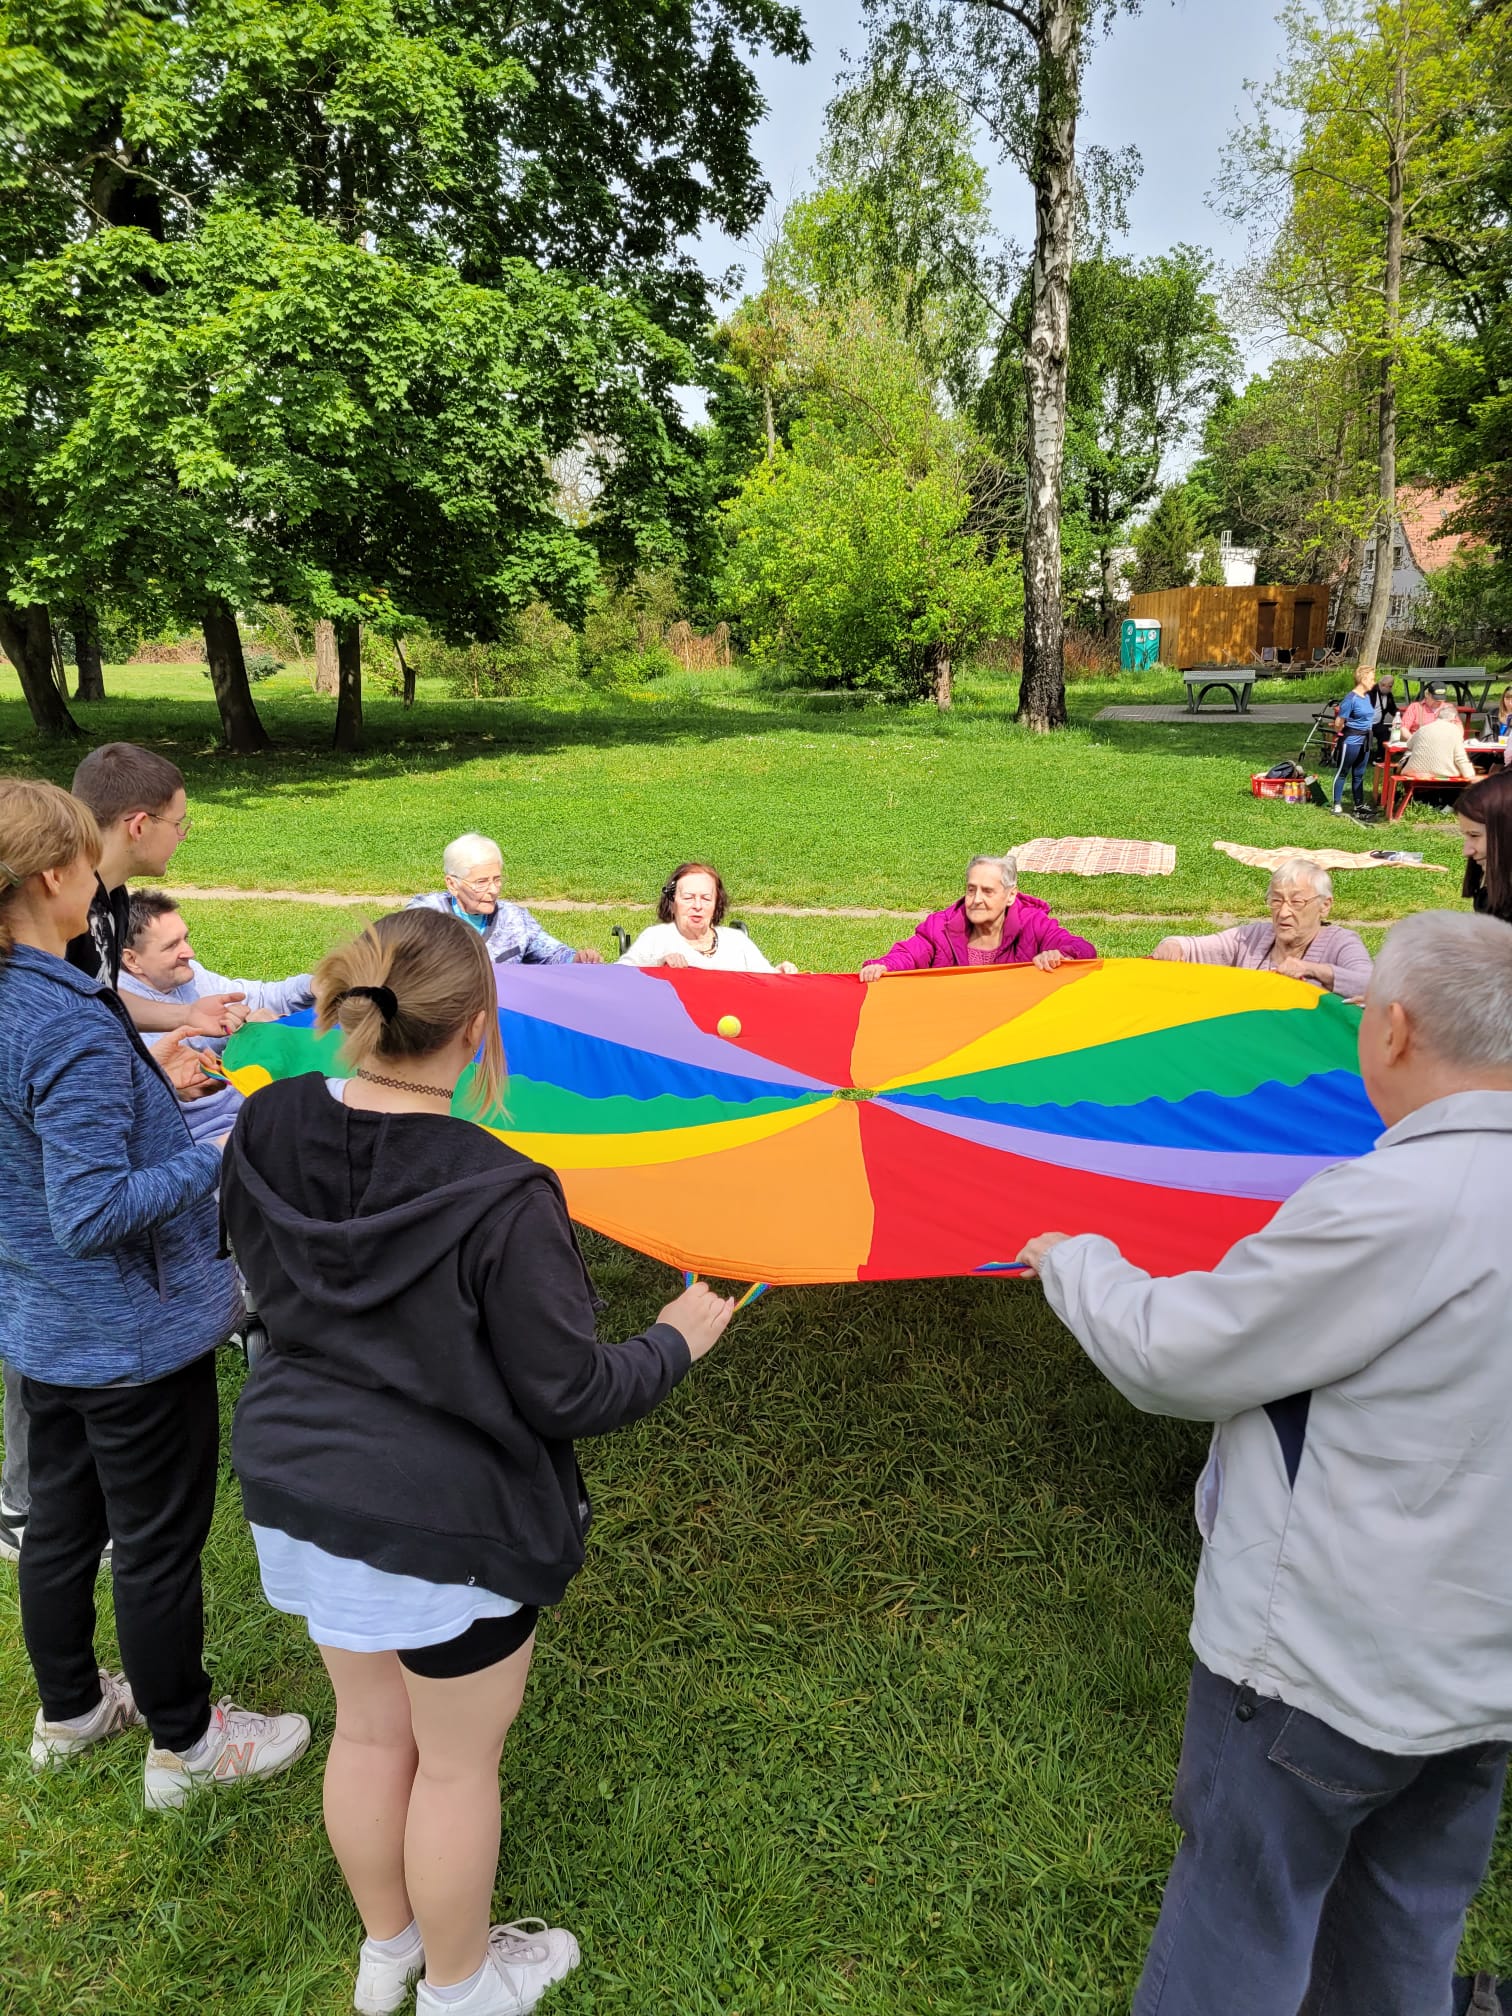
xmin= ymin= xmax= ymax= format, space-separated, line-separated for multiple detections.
xmin=620 ymin=864 xmax=798 ymax=973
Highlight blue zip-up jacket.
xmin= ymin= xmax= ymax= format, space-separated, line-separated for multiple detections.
xmin=0 ymin=944 xmax=239 ymax=1384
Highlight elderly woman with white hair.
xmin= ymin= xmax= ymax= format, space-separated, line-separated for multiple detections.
xmin=1150 ymin=859 xmax=1372 ymax=998
xmin=861 ymin=853 xmax=1097 ymax=978
xmin=408 ymin=832 xmax=603 ymax=964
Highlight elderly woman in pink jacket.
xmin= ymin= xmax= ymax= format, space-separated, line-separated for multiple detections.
xmin=860 ymin=854 xmax=1097 ymax=980
xmin=1150 ymin=858 xmax=1373 ymax=999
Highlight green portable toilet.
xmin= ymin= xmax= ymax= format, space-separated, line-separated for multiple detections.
xmin=1120 ymin=618 xmax=1161 ymax=670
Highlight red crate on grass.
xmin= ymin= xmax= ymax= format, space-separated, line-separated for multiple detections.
xmin=1251 ymin=771 xmax=1315 ymax=803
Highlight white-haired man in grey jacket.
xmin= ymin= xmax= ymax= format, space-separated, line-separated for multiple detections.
xmin=1018 ymin=908 xmax=1512 ymax=2016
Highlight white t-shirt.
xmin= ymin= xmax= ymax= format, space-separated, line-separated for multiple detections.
xmin=620 ymin=921 xmax=775 ymax=972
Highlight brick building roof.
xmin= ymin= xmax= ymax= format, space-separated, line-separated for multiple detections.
xmin=1396 ymin=485 xmax=1482 ymax=574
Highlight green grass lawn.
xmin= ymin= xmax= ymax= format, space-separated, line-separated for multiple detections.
xmin=0 ymin=660 xmax=1478 ymax=928
xmin=1 ymin=659 xmax=1505 ymax=2013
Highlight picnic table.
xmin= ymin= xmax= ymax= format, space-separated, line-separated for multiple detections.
xmin=1396 ymin=666 xmax=1495 ymax=712
xmin=1375 ymin=738 xmax=1504 ymax=821
xmin=1183 ymin=668 xmax=1255 ymax=714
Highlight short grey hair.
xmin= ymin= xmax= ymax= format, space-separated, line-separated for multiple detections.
xmin=1269 ymin=858 xmax=1333 ymax=902
xmin=1369 ymin=912 xmax=1512 ymax=1069
xmin=966 ymin=852 xmax=1018 ymax=887
xmin=442 ymin=831 xmax=502 ymax=879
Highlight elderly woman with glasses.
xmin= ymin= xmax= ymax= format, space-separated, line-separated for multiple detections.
xmin=860 ymin=853 xmax=1097 ymax=979
xmin=1150 ymin=860 xmax=1373 ymax=999
xmin=407 ymin=832 xmax=603 ymax=965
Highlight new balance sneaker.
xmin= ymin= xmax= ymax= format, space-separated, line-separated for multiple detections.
xmin=0 ymin=1502 xmax=24 ymax=1563
xmin=143 ymin=1697 xmax=311 ymax=1812
xmin=414 ymin=1922 xmax=580 ymax=2015
xmin=31 ymin=1669 xmax=141 ymax=1768
xmin=355 ymin=1924 xmax=425 ymax=2015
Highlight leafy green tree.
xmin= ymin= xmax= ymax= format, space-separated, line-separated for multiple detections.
xmin=36 ymin=211 xmax=690 ymax=751
xmin=720 ymin=313 xmax=1021 ymax=705
xmin=980 ymin=245 xmax=1235 ymax=627
xmin=1130 ymin=485 xmax=1201 ymax=594
xmin=1195 ymin=537 xmax=1226 ymax=587
xmin=0 ymin=0 xmax=809 ymax=741
xmin=857 ymin=0 xmax=1140 ymax=731
xmin=1223 ymin=0 xmax=1509 ymax=664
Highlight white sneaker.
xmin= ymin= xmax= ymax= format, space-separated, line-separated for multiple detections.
xmin=415 ymin=1921 xmax=580 ymax=2015
xmin=355 ymin=1928 xmax=425 ymax=2015
xmin=31 ymin=1669 xmax=142 ymax=1768
xmin=0 ymin=1502 xmax=24 ymax=1563
xmin=143 ymin=1696 xmax=311 ymax=1812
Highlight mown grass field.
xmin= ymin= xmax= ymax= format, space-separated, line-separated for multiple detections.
xmin=1 ymin=659 xmax=1506 ymax=2014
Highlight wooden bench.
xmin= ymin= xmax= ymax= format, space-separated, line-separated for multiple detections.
xmin=1183 ymin=668 xmax=1256 ymax=714
xmin=1376 ymin=741 xmax=1499 ymax=820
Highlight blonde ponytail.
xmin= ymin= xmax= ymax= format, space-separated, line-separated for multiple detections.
xmin=314 ymin=908 xmax=506 ymax=1116
xmin=0 ymin=779 xmax=101 ymax=964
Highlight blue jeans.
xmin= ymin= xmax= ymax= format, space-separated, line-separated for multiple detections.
xmin=1333 ymin=733 xmax=1370 ymax=808
xmin=1135 ymin=1663 xmax=1508 ymax=2016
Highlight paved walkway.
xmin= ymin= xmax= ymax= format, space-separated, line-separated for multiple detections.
xmin=1095 ymin=704 xmax=1322 ymax=724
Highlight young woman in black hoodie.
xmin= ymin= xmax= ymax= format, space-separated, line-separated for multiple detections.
xmin=221 ymin=908 xmax=733 ymax=2016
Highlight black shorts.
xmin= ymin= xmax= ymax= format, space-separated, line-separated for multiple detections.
xmin=397 ymin=1605 xmax=540 ymax=1679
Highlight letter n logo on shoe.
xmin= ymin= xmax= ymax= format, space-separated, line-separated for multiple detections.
xmin=215 ymin=1741 xmax=256 ymax=1780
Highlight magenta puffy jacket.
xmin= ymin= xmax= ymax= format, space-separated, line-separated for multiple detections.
xmin=872 ymin=895 xmax=1097 ymax=972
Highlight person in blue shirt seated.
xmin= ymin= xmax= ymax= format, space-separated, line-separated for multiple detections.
xmin=407 ymin=833 xmax=603 ymax=965
xmin=1484 ymin=685 xmax=1512 ymax=746
xmin=1333 ymin=666 xmax=1377 ymax=818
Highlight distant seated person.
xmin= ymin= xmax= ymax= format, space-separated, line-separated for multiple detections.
xmin=621 ymin=863 xmax=798 ymax=972
xmin=1369 ymin=669 xmax=1398 ymax=752
xmin=117 ymin=892 xmax=315 ymax=1142
xmin=1484 ymin=684 xmax=1512 ymax=746
xmin=1400 ymin=701 xmax=1478 ymax=783
xmin=408 ymin=831 xmax=602 ymax=964
xmin=1150 ymin=860 xmax=1372 ymax=999
xmin=860 ymin=854 xmax=1096 ymax=980
xmin=1391 ymin=679 xmax=1449 ymax=741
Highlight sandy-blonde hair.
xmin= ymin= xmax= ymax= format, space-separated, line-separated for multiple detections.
xmin=313 ymin=909 xmax=506 ymax=1117
xmin=0 ymin=779 xmax=102 ymax=963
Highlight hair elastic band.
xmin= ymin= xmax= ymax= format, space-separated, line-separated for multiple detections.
xmin=335 ymin=984 xmax=398 ymax=1022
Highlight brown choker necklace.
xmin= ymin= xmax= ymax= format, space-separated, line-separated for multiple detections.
xmin=355 ymin=1069 xmax=456 ymax=1101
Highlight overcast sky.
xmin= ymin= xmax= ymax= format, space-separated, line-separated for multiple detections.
xmin=691 ymin=0 xmax=1290 ymax=370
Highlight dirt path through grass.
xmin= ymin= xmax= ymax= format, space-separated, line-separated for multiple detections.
xmin=162 ymin=882 xmax=1405 ymax=930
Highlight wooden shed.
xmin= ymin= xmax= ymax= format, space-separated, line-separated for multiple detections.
xmin=1127 ymin=586 xmax=1330 ymax=670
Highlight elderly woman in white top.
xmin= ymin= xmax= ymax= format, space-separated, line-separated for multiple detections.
xmin=408 ymin=832 xmax=602 ymax=964
xmin=1150 ymin=860 xmax=1373 ymax=1001
xmin=621 ymin=863 xmax=798 ymax=973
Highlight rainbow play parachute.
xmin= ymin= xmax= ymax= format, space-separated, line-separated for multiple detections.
xmin=218 ymin=959 xmax=1379 ymax=1284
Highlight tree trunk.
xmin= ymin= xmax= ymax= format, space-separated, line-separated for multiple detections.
xmin=395 ymin=635 xmax=416 ymax=709
xmin=763 ymin=385 xmax=776 ymax=461
xmin=1333 ymin=531 xmax=1367 ymax=640
xmin=927 ymin=641 xmax=953 ymax=711
xmin=200 ymin=597 xmax=272 ymax=754
xmin=1357 ymin=46 xmax=1406 ymax=671
xmin=313 ymin=618 xmax=340 ymax=695
xmin=0 ymin=601 xmax=79 ymax=737
xmin=70 ymin=603 xmax=106 ymax=701
xmin=333 ymin=616 xmax=363 ymax=751
xmin=1015 ymin=1 xmax=1081 ymax=734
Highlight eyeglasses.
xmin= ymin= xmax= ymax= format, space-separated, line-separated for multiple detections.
xmin=146 ymin=813 xmax=193 ymax=839
xmin=450 ymin=871 xmax=502 ymax=891
xmin=1267 ymin=892 xmax=1322 ymax=910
